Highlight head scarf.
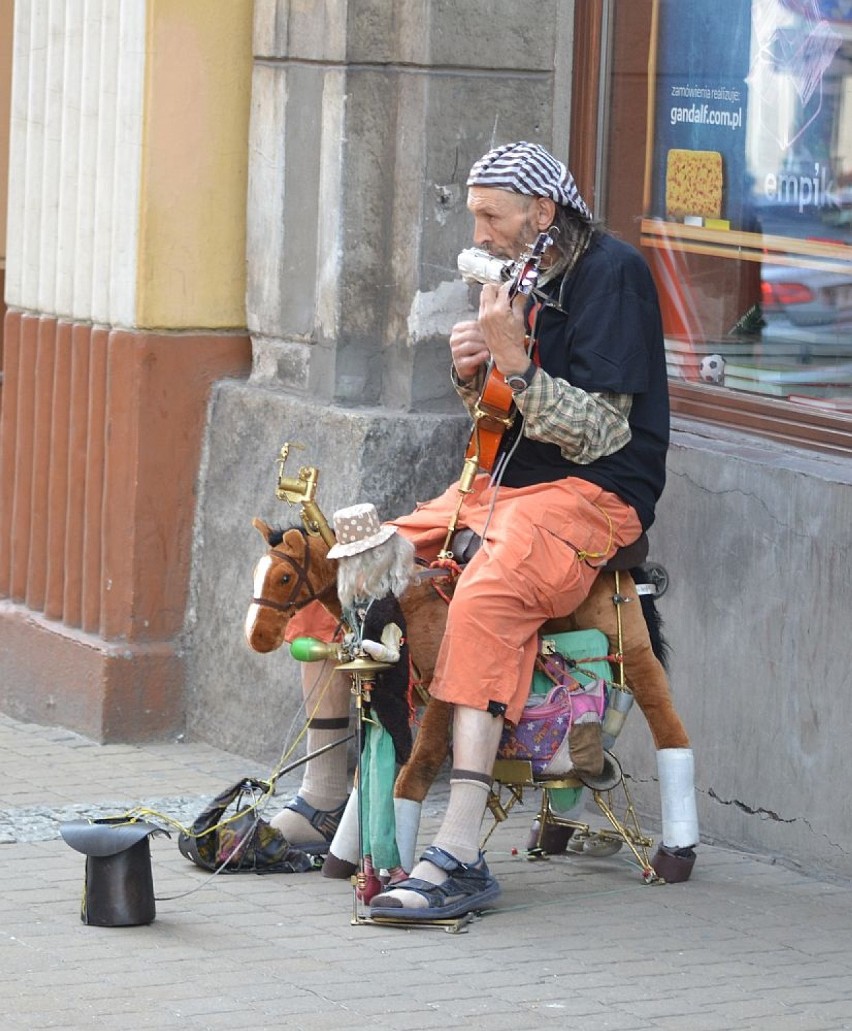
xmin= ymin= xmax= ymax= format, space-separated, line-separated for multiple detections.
xmin=466 ymin=141 xmax=592 ymax=221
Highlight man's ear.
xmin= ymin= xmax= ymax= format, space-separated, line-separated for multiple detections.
xmin=534 ymin=197 xmax=557 ymax=230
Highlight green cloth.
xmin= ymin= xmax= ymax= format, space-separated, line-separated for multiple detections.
xmin=360 ymin=721 xmax=400 ymax=870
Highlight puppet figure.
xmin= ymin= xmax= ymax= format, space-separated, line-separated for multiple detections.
xmin=323 ymin=504 xmax=419 ymax=902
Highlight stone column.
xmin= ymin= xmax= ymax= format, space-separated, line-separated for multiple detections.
xmin=247 ymin=0 xmax=571 ymax=413
xmin=184 ymin=0 xmax=575 ymax=758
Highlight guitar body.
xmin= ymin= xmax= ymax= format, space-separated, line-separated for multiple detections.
xmin=464 ymin=365 xmax=515 ymax=473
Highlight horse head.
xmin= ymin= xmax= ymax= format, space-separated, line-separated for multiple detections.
xmin=244 ymin=517 xmax=341 ymax=654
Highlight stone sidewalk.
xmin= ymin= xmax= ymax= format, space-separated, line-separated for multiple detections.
xmin=1 ymin=710 xmax=851 ymax=1031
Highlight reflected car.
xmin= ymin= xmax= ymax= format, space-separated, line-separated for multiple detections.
xmin=760 ymin=262 xmax=852 ymax=357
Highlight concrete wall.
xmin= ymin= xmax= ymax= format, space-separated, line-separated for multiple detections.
xmin=616 ymin=420 xmax=852 ymax=882
xmin=245 ymin=0 xmax=573 ymax=411
xmin=183 ymin=0 xmax=575 ymax=757
xmin=183 ymin=383 xmax=467 ymax=760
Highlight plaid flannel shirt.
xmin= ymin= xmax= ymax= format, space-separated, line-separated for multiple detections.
xmin=454 ymin=367 xmax=632 ymax=465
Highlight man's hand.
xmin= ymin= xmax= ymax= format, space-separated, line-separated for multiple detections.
xmin=449 ymin=319 xmax=491 ymax=383
xmin=478 ymin=281 xmax=529 ymax=377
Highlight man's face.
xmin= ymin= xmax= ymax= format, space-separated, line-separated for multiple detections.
xmin=467 ymin=186 xmax=548 ymax=259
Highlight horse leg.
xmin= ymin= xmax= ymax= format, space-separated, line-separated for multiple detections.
xmin=574 ymin=572 xmax=689 ymax=749
xmin=269 ymin=659 xmax=351 ymax=851
xmin=574 ymin=572 xmax=698 ymax=880
xmin=394 ymin=698 xmax=453 ymax=802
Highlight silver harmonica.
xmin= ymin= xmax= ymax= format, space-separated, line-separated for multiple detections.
xmin=456 ymin=248 xmax=516 ymax=287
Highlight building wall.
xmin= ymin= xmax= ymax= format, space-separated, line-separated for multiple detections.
xmin=184 ymin=0 xmax=577 ymax=756
xmin=0 ymin=0 xmax=253 ymax=740
xmin=0 ymin=0 xmax=13 ymax=408
xmin=616 ymin=423 xmax=852 ymax=881
xmin=3 ymin=0 xmax=850 ymax=882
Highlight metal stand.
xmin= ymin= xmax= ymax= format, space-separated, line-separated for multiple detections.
xmin=368 ymin=912 xmax=477 ymax=934
xmin=486 ymin=756 xmax=662 ymax=884
xmin=340 ymin=655 xmax=479 ymax=934
xmin=334 ymin=655 xmax=389 ymax=926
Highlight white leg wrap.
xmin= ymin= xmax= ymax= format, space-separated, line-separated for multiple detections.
xmin=328 ymin=788 xmax=360 ymax=864
xmin=657 ymin=748 xmax=699 ymax=849
xmin=393 ymin=798 xmax=422 ymax=873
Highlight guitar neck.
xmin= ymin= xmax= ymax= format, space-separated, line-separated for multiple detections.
xmin=465 ymin=364 xmax=516 ymax=473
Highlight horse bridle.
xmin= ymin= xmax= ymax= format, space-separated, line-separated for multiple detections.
xmin=251 ymin=542 xmax=337 ymax=617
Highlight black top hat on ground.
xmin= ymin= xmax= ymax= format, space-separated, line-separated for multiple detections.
xmin=60 ymin=818 xmax=167 ymax=927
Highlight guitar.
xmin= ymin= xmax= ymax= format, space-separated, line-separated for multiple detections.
xmin=456 ymin=229 xmax=555 ymax=472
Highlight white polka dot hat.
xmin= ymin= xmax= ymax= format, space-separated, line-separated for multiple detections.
xmin=326 ymin=503 xmax=397 ymax=559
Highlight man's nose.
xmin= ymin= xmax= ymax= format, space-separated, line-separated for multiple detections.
xmin=472 ymin=219 xmax=490 ymax=250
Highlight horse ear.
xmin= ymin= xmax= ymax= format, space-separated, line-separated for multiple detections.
xmin=252 ymin=517 xmax=274 ymax=542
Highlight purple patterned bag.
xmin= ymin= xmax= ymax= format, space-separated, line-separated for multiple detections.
xmin=497 ymin=656 xmax=606 ymax=776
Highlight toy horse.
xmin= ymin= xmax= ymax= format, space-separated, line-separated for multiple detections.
xmin=246 ymin=518 xmax=698 ymax=882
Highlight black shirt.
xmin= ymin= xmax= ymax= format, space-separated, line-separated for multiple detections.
xmin=499 ymin=232 xmax=670 ymax=530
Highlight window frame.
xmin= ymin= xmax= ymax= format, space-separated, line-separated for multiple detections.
xmin=570 ymin=0 xmax=852 ymax=456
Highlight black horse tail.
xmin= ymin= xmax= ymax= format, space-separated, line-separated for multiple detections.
xmin=629 ymin=566 xmax=670 ymax=671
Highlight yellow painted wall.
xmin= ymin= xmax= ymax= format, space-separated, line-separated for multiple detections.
xmin=137 ymin=0 xmax=253 ymax=329
xmin=0 ymin=0 xmax=13 ymax=271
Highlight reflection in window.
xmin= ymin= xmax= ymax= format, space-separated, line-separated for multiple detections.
xmin=640 ymin=0 xmax=852 ymax=414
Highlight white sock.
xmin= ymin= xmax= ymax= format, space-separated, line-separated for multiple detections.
xmin=431 ymin=773 xmax=492 ymax=864
xmin=375 ymin=704 xmax=503 ymax=910
xmin=270 ymin=665 xmax=350 ymax=843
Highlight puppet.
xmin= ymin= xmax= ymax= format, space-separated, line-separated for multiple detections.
xmin=318 ymin=504 xmax=420 ymax=902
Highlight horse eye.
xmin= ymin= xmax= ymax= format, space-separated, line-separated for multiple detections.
xmin=279 ymin=574 xmax=291 ymax=585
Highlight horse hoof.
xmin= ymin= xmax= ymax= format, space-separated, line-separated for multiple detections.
xmin=322 ymin=853 xmax=358 ymax=879
xmin=525 ymin=820 xmax=575 ymax=854
xmin=652 ymin=844 xmax=696 ymax=883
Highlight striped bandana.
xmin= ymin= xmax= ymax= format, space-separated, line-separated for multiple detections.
xmin=467 ymin=141 xmax=592 ymax=220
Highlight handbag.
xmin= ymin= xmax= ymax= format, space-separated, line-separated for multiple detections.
xmin=177 ymin=778 xmax=316 ymax=874
xmin=497 ymin=654 xmax=607 ymax=778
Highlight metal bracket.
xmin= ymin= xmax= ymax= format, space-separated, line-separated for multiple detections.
xmin=273 ymin=442 xmax=336 ymax=548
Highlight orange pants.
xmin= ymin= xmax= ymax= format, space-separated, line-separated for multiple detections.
xmin=389 ymin=475 xmax=642 ymax=724
xmin=284 ymin=600 xmax=340 ymax=644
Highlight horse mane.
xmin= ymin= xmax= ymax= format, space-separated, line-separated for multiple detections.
xmin=266 ymin=523 xmax=307 ymax=548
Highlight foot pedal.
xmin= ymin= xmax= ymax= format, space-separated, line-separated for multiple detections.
xmin=358 ymin=912 xmax=477 ymax=934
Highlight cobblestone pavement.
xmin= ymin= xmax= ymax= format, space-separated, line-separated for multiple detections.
xmin=2 ymin=711 xmax=852 ymax=1031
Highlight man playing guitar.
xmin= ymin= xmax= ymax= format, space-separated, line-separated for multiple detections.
xmin=368 ymin=141 xmax=673 ymax=922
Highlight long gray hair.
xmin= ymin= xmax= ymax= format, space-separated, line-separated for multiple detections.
xmin=547 ymin=202 xmax=595 ymax=279
xmin=337 ymin=531 xmax=416 ymax=609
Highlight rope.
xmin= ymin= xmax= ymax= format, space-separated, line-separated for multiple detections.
xmin=534 ymin=652 xmax=623 ymax=693
xmin=105 ymin=659 xmax=345 ymax=844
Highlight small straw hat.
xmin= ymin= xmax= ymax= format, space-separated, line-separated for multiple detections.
xmin=327 ymin=503 xmax=397 ymax=559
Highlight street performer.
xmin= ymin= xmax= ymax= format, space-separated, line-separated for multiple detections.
xmin=368 ymin=140 xmax=671 ymax=921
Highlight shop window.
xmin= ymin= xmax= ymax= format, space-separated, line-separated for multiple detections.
xmin=575 ymin=0 xmax=852 ymax=455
